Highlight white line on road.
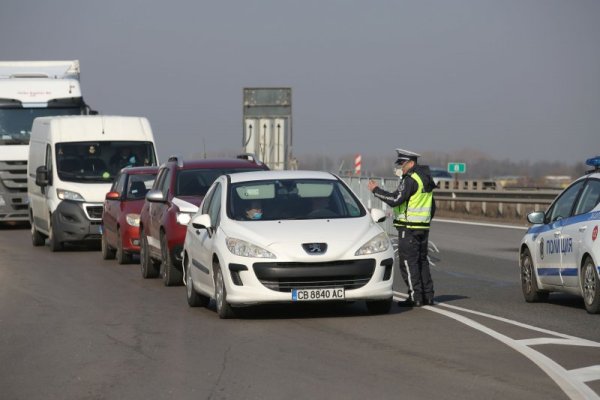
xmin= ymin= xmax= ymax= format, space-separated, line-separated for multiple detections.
xmin=393 ymin=292 xmax=600 ymax=400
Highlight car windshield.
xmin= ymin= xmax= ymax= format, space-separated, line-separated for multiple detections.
xmin=176 ymin=168 xmax=263 ymax=196
xmin=228 ymin=178 xmax=366 ymax=221
xmin=430 ymin=169 xmax=452 ymax=179
xmin=56 ymin=141 xmax=157 ymax=183
xmin=125 ymin=173 xmax=157 ymax=200
xmin=0 ymin=107 xmax=83 ymax=145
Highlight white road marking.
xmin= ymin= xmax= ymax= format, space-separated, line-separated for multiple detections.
xmin=393 ymin=291 xmax=600 ymax=400
xmin=434 ymin=218 xmax=528 ymax=230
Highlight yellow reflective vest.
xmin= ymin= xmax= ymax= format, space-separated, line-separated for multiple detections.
xmin=393 ymin=171 xmax=433 ymax=229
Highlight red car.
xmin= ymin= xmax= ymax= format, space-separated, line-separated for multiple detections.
xmin=139 ymin=155 xmax=268 ymax=286
xmin=101 ymin=166 xmax=159 ymax=264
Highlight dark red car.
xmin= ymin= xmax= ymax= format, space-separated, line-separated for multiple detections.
xmin=101 ymin=166 xmax=159 ymax=264
xmin=139 ymin=155 xmax=268 ymax=286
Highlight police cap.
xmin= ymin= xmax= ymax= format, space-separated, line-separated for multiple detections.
xmin=394 ymin=148 xmax=421 ymax=165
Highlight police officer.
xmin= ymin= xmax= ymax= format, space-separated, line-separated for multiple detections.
xmin=368 ymin=148 xmax=436 ymax=307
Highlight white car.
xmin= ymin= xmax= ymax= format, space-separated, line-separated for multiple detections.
xmin=520 ymin=156 xmax=600 ymax=314
xmin=182 ymin=170 xmax=394 ymax=318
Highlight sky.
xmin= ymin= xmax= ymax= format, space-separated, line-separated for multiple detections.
xmin=1 ymin=0 xmax=598 ymax=163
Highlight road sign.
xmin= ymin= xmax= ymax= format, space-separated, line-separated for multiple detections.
xmin=448 ymin=162 xmax=466 ymax=173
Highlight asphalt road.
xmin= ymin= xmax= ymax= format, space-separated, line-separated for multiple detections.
xmin=0 ymin=221 xmax=598 ymax=400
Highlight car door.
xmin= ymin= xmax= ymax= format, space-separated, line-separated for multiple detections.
xmin=149 ymin=168 xmax=172 ymax=258
xmin=103 ymin=172 xmax=126 ymax=244
xmin=561 ymin=178 xmax=600 ymax=288
xmin=536 ymin=180 xmax=585 ymax=286
xmin=191 ymin=182 xmax=223 ymax=295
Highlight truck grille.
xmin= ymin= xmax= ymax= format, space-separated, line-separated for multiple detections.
xmin=0 ymin=161 xmax=28 ymax=193
xmin=84 ymin=205 xmax=103 ymax=220
xmin=253 ymin=259 xmax=375 ymax=292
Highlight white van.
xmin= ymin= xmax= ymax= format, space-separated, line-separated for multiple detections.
xmin=28 ymin=115 xmax=158 ymax=251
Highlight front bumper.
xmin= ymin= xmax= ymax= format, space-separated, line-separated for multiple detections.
xmin=222 ymin=254 xmax=394 ymax=305
xmin=53 ymin=201 xmax=102 ymax=243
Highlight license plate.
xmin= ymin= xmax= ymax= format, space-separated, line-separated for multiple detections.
xmin=292 ymin=287 xmax=345 ymax=301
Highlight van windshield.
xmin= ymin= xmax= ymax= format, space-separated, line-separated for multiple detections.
xmin=56 ymin=141 xmax=157 ymax=183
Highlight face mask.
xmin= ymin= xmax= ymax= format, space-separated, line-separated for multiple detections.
xmin=394 ymin=167 xmax=403 ymax=177
xmin=252 ymin=212 xmax=263 ymax=220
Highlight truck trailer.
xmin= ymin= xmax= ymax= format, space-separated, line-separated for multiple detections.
xmin=0 ymin=60 xmax=94 ymax=222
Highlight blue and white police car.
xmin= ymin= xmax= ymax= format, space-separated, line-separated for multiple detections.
xmin=520 ymin=156 xmax=600 ymax=314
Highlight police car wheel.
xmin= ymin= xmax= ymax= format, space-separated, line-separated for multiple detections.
xmin=581 ymin=257 xmax=600 ymax=314
xmin=521 ymin=248 xmax=549 ymax=303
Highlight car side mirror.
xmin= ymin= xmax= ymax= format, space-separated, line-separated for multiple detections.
xmin=370 ymin=208 xmax=386 ymax=223
xmin=527 ymin=211 xmax=545 ymax=225
xmin=35 ymin=166 xmax=49 ymax=187
xmin=191 ymin=214 xmax=212 ymax=230
xmin=105 ymin=191 xmax=120 ymax=200
xmin=145 ymin=189 xmax=166 ymax=203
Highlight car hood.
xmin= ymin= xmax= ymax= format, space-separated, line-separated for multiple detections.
xmin=172 ymin=196 xmax=203 ymax=212
xmin=221 ymin=217 xmax=387 ymax=260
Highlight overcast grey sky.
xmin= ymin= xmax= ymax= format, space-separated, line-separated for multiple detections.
xmin=2 ymin=0 xmax=598 ymax=163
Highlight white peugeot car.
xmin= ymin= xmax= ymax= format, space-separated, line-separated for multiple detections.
xmin=182 ymin=170 xmax=394 ymax=318
xmin=520 ymin=156 xmax=600 ymax=314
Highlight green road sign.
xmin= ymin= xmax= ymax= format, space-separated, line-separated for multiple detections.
xmin=448 ymin=163 xmax=466 ymax=173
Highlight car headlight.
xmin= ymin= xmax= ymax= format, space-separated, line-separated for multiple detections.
xmin=126 ymin=213 xmax=140 ymax=227
xmin=355 ymin=232 xmax=390 ymax=256
xmin=56 ymin=188 xmax=85 ymax=202
xmin=226 ymin=237 xmax=275 ymax=258
xmin=176 ymin=212 xmax=192 ymax=226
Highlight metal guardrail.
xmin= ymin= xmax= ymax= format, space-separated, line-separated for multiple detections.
xmin=341 ymin=176 xmax=561 ymax=234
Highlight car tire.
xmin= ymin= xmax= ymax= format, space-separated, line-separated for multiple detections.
xmin=214 ymin=263 xmax=235 ymax=319
xmin=140 ymin=229 xmax=159 ymax=278
xmin=48 ymin=216 xmax=63 ymax=252
xmin=31 ymin=221 xmax=46 ymax=247
xmin=160 ymin=232 xmax=183 ymax=287
xmin=185 ymin=254 xmax=210 ymax=308
xmin=366 ymin=298 xmax=392 ymax=315
xmin=101 ymin=231 xmax=116 ymax=260
xmin=521 ymin=248 xmax=549 ymax=302
xmin=116 ymin=228 xmax=132 ymax=265
xmin=582 ymin=256 xmax=600 ymax=314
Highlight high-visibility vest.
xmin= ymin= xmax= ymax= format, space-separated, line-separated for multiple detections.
xmin=393 ymin=171 xmax=433 ymax=229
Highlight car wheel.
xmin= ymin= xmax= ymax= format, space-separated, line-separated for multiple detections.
xmin=366 ymin=298 xmax=392 ymax=315
xmin=521 ymin=248 xmax=549 ymax=302
xmin=140 ymin=229 xmax=159 ymax=278
xmin=31 ymin=220 xmax=46 ymax=247
xmin=116 ymin=228 xmax=132 ymax=265
xmin=185 ymin=254 xmax=210 ymax=308
xmin=582 ymin=256 xmax=600 ymax=314
xmin=48 ymin=216 xmax=63 ymax=252
xmin=214 ymin=263 xmax=235 ymax=319
xmin=160 ymin=232 xmax=183 ymax=287
xmin=101 ymin=231 xmax=116 ymax=260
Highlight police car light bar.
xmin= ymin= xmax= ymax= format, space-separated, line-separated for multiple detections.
xmin=585 ymin=156 xmax=600 ymax=172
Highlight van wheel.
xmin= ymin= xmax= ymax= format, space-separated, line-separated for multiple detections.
xmin=140 ymin=229 xmax=159 ymax=278
xmin=101 ymin=232 xmax=116 ymax=260
xmin=160 ymin=233 xmax=183 ymax=287
xmin=185 ymin=255 xmax=210 ymax=307
xmin=521 ymin=248 xmax=549 ymax=302
xmin=31 ymin=222 xmax=46 ymax=247
xmin=48 ymin=217 xmax=63 ymax=252
xmin=115 ymin=228 xmax=132 ymax=264
xmin=582 ymin=257 xmax=600 ymax=314
xmin=214 ymin=263 xmax=235 ymax=319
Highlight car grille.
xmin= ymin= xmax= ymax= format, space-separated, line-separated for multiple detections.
xmin=85 ymin=205 xmax=103 ymax=220
xmin=253 ymin=259 xmax=375 ymax=292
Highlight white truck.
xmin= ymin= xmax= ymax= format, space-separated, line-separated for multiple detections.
xmin=0 ymin=60 xmax=94 ymax=223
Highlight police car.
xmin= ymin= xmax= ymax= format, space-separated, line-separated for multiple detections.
xmin=520 ymin=156 xmax=600 ymax=314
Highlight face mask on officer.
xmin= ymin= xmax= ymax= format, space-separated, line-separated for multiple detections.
xmin=394 ymin=159 xmax=408 ymax=177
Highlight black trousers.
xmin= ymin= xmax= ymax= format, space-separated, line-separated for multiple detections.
xmin=396 ymin=228 xmax=434 ymax=302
